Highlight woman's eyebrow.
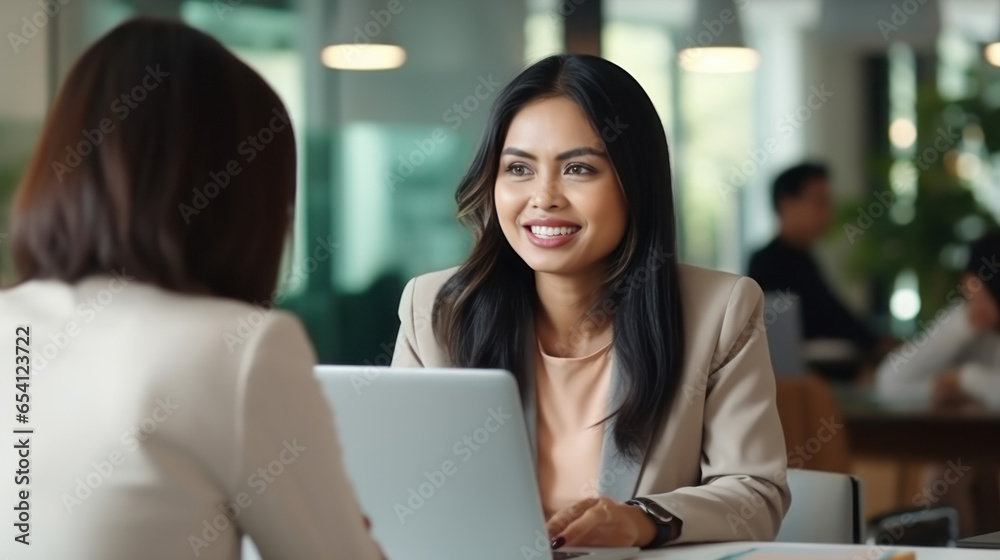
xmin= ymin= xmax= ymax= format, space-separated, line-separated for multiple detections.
xmin=500 ymin=146 xmax=607 ymax=160
xmin=501 ymin=147 xmax=535 ymax=159
xmin=555 ymin=146 xmax=606 ymax=160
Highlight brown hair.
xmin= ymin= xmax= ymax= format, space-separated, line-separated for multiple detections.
xmin=10 ymin=18 xmax=296 ymax=304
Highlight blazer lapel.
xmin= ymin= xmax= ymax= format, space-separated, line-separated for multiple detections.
xmin=521 ymin=323 xmax=538 ymax=461
xmin=597 ymin=357 xmax=651 ymax=502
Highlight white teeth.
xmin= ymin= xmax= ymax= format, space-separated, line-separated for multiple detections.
xmin=529 ymin=225 xmax=580 ymax=238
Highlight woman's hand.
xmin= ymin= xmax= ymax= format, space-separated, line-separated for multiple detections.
xmin=545 ymin=497 xmax=655 ymax=549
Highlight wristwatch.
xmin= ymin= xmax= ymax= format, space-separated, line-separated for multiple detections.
xmin=625 ymin=497 xmax=680 ymax=548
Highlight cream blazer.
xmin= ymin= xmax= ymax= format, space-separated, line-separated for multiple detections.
xmin=0 ymin=277 xmax=382 ymax=560
xmin=392 ymin=264 xmax=791 ymax=544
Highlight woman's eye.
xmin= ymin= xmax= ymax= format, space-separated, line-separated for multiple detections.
xmin=507 ymin=164 xmax=530 ymax=176
xmin=566 ymin=163 xmax=592 ymax=175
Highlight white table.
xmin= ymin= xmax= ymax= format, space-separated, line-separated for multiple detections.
xmin=244 ymin=537 xmax=996 ymax=559
xmin=635 ymin=542 xmax=998 ymax=559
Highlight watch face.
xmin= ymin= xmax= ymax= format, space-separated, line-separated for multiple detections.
xmin=635 ymin=498 xmax=673 ymax=523
xmin=648 ymin=503 xmax=673 ymax=522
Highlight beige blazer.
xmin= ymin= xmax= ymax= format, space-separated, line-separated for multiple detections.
xmin=0 ymin=277 xmax=382 ymax=560
xmin=392 ymin=264 xmax=791 ymax=544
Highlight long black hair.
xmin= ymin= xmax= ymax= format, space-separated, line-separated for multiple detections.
xmin=433 ymin=54 xmax=684 ymax=463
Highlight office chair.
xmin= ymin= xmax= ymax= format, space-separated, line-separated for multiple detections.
xmin=776 ymin=469 xmax=864 ymax=544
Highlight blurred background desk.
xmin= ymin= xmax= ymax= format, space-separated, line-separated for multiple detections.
xmin=837 ymin=387 xmax=1000 ymax=462
xmin=836 ymin=386 xmax=1000 ymax=536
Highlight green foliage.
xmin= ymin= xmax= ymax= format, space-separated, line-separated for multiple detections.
xmin=839 ymin=83 xmax=998 ymax=322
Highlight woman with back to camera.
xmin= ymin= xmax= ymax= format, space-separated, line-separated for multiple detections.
xmin=0 ymin=19 xmax=382 ymax=559
xmin=392 ymin=54 xmax=791 ymax=549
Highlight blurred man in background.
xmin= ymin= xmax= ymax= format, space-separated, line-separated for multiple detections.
xmin=748 ymin=162 xmax=877 ymax=380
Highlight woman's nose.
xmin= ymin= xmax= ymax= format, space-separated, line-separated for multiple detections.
xmin=531 ymin=177 xmax=562 ymax=209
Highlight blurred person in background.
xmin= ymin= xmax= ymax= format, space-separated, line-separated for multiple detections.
xmin=392 ymin=54 xmax=790 ymax=549
xmin=875 ymin=231 xmax=1000 ymax=534
xmin=0 ymin=19 xmax=383 ymax=560
xmin=876 ymin=231 xmax=1000 ymax=408
xmin=748 ymin=163 xmax=880 ymax=380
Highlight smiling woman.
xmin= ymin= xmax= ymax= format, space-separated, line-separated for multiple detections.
xmin=392 ymin=54 xmax=790 ymax=550
xmin=496 ymin=98 xmax=626 ymax=271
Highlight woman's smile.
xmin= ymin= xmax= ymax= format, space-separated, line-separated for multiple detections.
xmin=522 ymin=218 xmax=583 ymax=248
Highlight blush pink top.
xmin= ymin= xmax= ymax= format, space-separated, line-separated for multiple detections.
xmin=534 ymin=339 xmax=614 ymax=519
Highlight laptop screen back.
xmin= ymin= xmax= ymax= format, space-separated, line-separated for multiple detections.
xmin=315 ymin=366 xmax=554 ymax=560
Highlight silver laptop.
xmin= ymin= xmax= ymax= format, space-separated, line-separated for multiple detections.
xmin=315 ymin=365 xmax=640 ymax=560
